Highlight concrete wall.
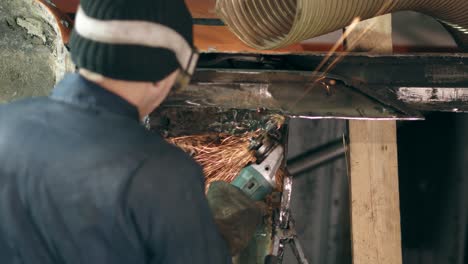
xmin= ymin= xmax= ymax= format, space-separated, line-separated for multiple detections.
xmin=0 ymin=0 xmax=72 ymax=103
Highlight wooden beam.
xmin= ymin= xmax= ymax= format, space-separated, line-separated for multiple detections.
xmin=194 ymin=26 xmax=303 ymax=53
xmin=185 ymin=0 xmax=217 ymax=18
xmin=346 ymin=15 xmax=393 ymax=53
xmin=193 ymin=26 xmax=339 ymax=53
xmin=347 ymin=15 xmax=403 ymax=264
xmin=348 ymin=121 xmax=402 ymax=264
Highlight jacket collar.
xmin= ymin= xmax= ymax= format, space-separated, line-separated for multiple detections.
xmin=50 ymin=74 xmax=140 ymax=121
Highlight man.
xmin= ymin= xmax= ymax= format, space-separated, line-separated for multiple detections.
xmin=0 ymin=0 xmax=233 ymax=263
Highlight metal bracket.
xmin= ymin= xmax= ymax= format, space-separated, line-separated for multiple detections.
xmin=267 ymin=168 xmax=310 ymax=264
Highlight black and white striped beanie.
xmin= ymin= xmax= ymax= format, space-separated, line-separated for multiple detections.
xmin=70 ymin=0 xmax=194 ymax=82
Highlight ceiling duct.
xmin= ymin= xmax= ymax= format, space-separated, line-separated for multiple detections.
xmin=216 ymin=0 xmax=468 ymax=50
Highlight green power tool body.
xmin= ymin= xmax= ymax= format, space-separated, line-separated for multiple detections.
xmin=206 ymin=142 xmax=284 ymax=255
xmin=231 ymin=143 xmax=284 ymax=201
xmin=207 ymin=118 xmax=286 ymax=256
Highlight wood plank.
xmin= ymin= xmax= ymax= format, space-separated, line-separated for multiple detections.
xmin=348 ymin=121 xmax=402 ymax=264
xmin=188 ymin=0 xmax=342 ymax=53
xmin=347 ymin=15 xmax=403 ymax=264
xmin=49 ymin=0 xmax=218 ymax=18
xmin=194 ymin=25 xmax=341 ymax=53
xmin=49 ymin=0 xmax=79 ymax=13
xmin=48 ymin=0 xmax=341 ymax=53
xmin=194 ymin=26 xmax=303 ymax=53
xmin=186 ymin=0 xmax=217 ymax=18
xmin=346 ymin=15 xmax=393 ymax=53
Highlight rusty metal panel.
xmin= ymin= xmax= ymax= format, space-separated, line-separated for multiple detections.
xmin=194 ymin=53 xmax=468 ymax=115
xmin=162 ymin=69 xmax=422 ymax=120
xmin=397 ymin=87 xmax=468 ymax=112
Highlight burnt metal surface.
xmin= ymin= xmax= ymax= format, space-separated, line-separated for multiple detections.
xmin=162 ymin=69 xmax=421 ymax=120
xmin=150 ymin=107 xmax=276 ymax=137
xmin=397 ymin=87 xmax=468 ymax=112
xmin=194 ymin=52 xmax=468 ymax=116
xmin=199 ymin=53 xmax=468 ymax=86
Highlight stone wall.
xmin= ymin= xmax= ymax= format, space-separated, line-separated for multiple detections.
xmin=0 ymin=0 xmax=72 ymax=103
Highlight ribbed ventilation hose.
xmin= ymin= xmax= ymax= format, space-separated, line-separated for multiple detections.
xmin=216 ymin=0 xmax=468 ymax=50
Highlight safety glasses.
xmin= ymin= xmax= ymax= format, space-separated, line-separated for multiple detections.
xmin=173 ymin=48 xmax=199 ymax=92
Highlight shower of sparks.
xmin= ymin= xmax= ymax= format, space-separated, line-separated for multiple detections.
xmin=168 ymin=132 xmax=257 ymax=187
xmin=292 ymin=0 xmax=398 ymax=106
xmin=166 ymin=115 xmax=287 ymax=192
xmin=291 ymin=17 xmax=361 ymax=106
xmin=314 ymin=17 xmax=362 ymax=75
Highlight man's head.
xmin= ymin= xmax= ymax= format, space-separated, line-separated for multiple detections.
xmin=70 ymin=0 xmax=198 ymax=118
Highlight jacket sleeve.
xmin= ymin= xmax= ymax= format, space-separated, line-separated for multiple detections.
xmin=125 ymin=150 xmax=232 ymax=264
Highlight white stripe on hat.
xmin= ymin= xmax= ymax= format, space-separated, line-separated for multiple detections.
xmin=74 ymin=6 xmax=195 ymax=71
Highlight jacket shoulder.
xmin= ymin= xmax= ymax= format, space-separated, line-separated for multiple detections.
xmin=130 ymin=133 xmax=205 ymax=191
xmin=0 ymin=97 xmax=50 ymax=126
xmin=144 ymin=135 xmax=202 ymax=176
xmin=0 ymin=97 xmax=50 ymax=117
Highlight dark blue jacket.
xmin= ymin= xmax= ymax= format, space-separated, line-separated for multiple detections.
xmin=0 ymin=74 xmax=231 ymax=264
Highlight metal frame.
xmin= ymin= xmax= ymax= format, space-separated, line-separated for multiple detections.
xmin=187 ymin=52 xmax=468 ymax=118
xmin=163 ymin=68 xmax=422 ymax=120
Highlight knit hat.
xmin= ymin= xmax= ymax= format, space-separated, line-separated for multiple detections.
xmin=70 ymin=0 xmax=197 ymax=82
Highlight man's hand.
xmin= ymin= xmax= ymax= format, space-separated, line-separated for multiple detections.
xmin=206 ymin=181 xmax=263 ymax=256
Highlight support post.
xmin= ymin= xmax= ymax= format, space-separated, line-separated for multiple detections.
xmin=347 ymin=15 xmax=403 ymax=264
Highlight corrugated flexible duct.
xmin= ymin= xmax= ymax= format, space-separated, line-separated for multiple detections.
xmin=216 ymin=0 xmax=468 ymax=50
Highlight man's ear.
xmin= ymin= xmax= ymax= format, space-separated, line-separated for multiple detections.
xmin=156 ymin=70 xmax=180 ymax=92
xmin=151 ymin=80 xmax=163 ymax=89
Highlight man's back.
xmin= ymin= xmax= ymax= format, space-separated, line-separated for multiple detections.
xmin=0 ymin=75 xmax=230 ymax=263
